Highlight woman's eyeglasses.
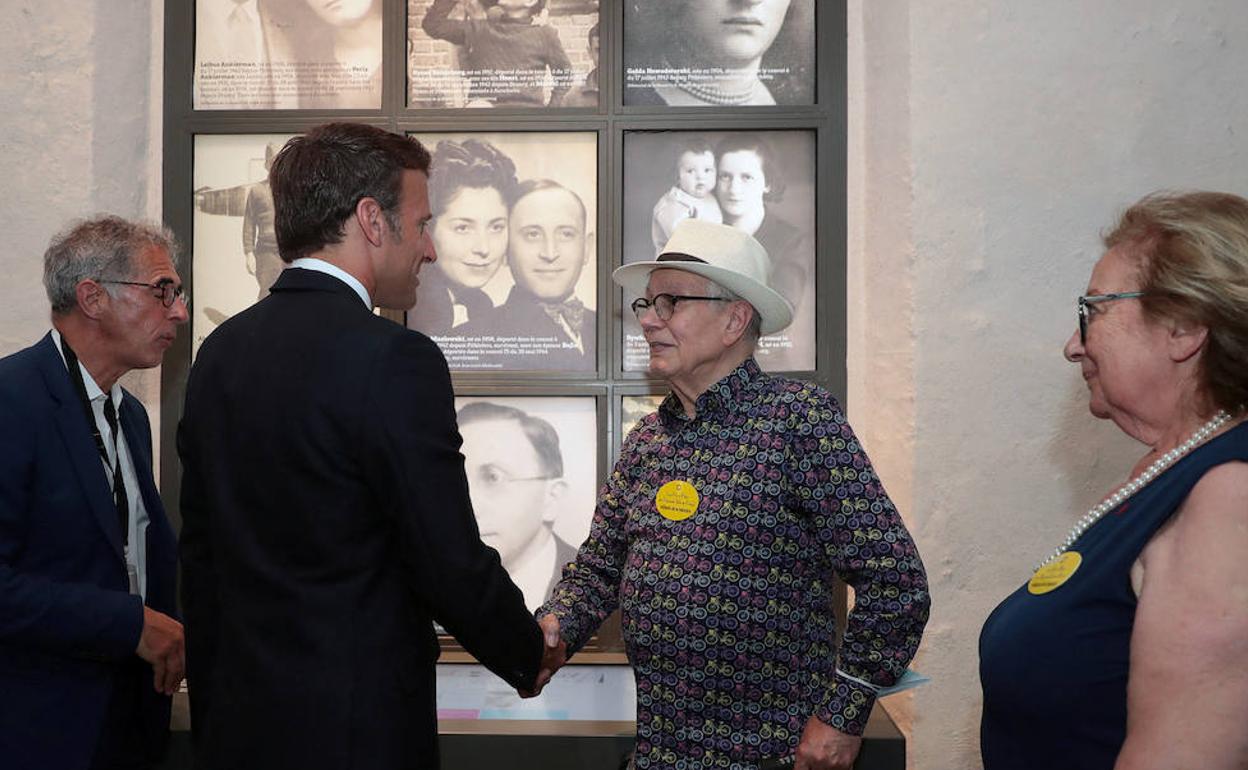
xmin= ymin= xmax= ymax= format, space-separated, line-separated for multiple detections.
xmin=1077 ymin=292 xmax=1144 ymax=345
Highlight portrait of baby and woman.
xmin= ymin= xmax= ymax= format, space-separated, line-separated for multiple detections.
xmin=408 ymin=0 xmax=599 ymax=109
xmin=195 ymin=0 xmax=383 ymax=109
xmin=623 ymin=0 xmax=815 ymax=107
xmin=622 ymin=129 xmax=817 ymax=373
xmin=405 ymin=131 xmax=598 ymax=371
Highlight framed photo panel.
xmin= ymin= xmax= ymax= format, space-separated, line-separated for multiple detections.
xmin=622 ymin=0 xmax=815 ymax=107
xmin=191 ymin=133 xmax=298 ymax=357
xmin=452 ymin=394 xmax=598 ymax=613
xmin=621 ymin=129 xmax=817 ymax=373
xmin=406 ymin=131 xmax=598 ymax=373
xmin=194 ymin=0 xmax=383 ymax=109
xmin=407 ymin=0 xmax=600 ymax=109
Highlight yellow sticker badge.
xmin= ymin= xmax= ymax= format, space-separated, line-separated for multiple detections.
xmin=1028 ymin=552 xmax=1082 ymax=595
xmin=655 ymin=480 xmax=700 ymax=522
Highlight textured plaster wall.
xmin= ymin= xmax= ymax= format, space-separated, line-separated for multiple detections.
xmin=0 ymin=1 xmax=162 ymax=409
xmin=847 ymin=2 xmax=1248 ymax=768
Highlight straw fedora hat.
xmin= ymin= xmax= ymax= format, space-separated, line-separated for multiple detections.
xmin=612 ymin=219 xmax=794 ymax=335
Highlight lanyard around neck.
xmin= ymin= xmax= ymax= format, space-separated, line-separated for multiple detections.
xmin=59 ymin=339 xmax=129 ymax=547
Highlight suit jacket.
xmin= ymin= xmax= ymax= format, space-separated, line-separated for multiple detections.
xmin=0 ymin=334 xmax=177 ymax=770
xmin=178 ymin=268 xmax=543 ymax=770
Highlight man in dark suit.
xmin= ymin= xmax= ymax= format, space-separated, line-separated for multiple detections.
xmin=0 ymin=216 xmax=188 ymax=770
xmin=178 ymin=122 xmax=562 ymax=770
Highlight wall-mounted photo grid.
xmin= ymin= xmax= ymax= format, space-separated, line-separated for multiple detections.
xmin=621 ymin=129 xmax=817 ymax=373
xmin=623 ymin=0 xmax=815 ymax=107
xmin=191 ymin=133 xmax=299 ymax=358
xmin=407 ymin=0 xmax=600 ymax=109
xmin=405 ymin=131 xmax=598 ymax=372
xmin=194 ymin=0 xmax=383 ymax=109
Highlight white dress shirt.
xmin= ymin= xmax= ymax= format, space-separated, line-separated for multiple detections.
xmin=51 ymin=329 xmax=150 ymax=598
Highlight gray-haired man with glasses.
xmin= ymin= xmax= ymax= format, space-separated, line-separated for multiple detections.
xmin=537 ymin=219 xmax=929 ymax=770
xmin=0 ymin=216 xmax=188 ymax=770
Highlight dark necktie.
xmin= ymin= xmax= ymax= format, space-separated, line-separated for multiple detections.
xmin=101 ymin=397 xmax=130 ymax=544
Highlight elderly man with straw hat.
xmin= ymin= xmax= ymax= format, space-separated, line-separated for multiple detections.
xmin=537 ymin=220 xmax=930 ymax=770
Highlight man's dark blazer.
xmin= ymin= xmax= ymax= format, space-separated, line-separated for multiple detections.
xmin=0 ymin=334 xmax=177 ymax=770
xmin=178 ymin=268 xmax=543 ymax=770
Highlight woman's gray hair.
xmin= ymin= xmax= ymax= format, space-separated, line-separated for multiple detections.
xmin=1106 ymin=190 xmax=1248 ymax=416
xmin=43 ymin=216 xmax=179 ymax=315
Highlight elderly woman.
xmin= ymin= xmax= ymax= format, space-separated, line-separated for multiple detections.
xmin=406 ymin=138 xmax=517 ymax=336
xmin=536 ymin=220 xmax=929 ymax=770
xmin=979 ymin=191 xmax=1248 ymax=768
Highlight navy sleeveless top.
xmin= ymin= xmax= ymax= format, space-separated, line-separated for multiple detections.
xmin=979 ymin=423 xmax=1248 ymax=769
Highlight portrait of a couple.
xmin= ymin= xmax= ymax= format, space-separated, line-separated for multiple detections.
xmin=406 ymin=133 xmax=597 ymax=372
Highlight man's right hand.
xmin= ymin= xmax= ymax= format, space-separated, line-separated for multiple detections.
xmin=244 ymin=251 xmax=257 ymax=275
xmin=520 ymin=614 xmax=567 ymax=698
xmin=135 ymin=606 xmax=185 ymax=696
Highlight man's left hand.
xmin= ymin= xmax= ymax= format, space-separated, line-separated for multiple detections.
xmin=518 ymin=614 xmax=567 ymax=698
xmin=794 ymin=716 xmax=862 ymax=770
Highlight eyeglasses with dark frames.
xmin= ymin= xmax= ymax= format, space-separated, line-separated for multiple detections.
xmin=98 ymin=279 xmax=188 ymax=309
xmin=1077 ymin=291 xmax=1145 ymax=345
xmin=630 ymin=293 xmax=731 ymax=321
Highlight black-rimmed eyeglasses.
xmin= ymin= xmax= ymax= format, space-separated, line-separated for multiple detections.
xmin=99 ymin=279 xmax=188 ymax=309
xmin=630 ymin=293 xmax=730 ymax=321
xmin=1077 ymin=292 xmax=1144 ymax=345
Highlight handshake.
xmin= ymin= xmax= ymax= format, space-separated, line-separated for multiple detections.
xmin=518 ymin=614 xmax=567 ymax=699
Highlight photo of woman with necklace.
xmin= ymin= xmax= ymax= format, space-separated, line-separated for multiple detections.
xmin=623 ymin=0 xmax=814 ymax=107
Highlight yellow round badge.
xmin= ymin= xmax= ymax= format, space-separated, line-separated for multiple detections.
xmin=1027 ymin=552 xmax=1082 ymax=595
xmin=655 ymin=480 xmax=700 ymax=521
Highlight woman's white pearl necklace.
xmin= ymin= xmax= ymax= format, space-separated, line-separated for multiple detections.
xmin=1036 ymin=410 xmax=1232 ymax=571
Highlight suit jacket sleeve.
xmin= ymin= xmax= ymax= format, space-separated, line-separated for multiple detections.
xmin=0 ymin=387 xmax=144 ymax=660
xmin=360 ymin=331 xmax=543 ymax=690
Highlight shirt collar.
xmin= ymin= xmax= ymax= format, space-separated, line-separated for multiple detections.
xmin=659 ymin=357 xmax=763 ymax=427
xmin=50 ymin=328 xmax=121 ymax=406
xmin=289 ymin=258 xmax=373 ymax=309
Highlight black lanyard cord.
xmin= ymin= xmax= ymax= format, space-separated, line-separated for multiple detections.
xmin=59 ymin=338 xmax=129 ymax=547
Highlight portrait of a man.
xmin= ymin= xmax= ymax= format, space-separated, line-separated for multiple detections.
xmin=454 ymin=396 xmax=597 ymax=611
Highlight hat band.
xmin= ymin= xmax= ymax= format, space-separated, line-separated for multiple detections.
xmin=656 ymin=252 xmax=707 ymax=264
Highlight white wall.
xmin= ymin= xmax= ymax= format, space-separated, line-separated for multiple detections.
xmin=848 ymin=2 xmax=1248 ymax=767
xmin=0 ymin=0 xmax=163 ymax=404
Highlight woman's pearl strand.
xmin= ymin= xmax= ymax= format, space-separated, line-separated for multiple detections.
xmin=1036 ymin=409 xmax=1232 ymax=571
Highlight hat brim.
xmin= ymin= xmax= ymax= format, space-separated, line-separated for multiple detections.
xmin=612 ymin=260 xmax=794 ymax=336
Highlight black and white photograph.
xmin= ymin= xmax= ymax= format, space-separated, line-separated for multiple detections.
xmin=623 ymin=0 xmax=814 ymax=107
xmin=407 ymin=0 xmax=600 ymax=109
xmin=191 ymin=133 xmax=298 ymax=356
xmin=406 ymin=131 xmax=598 ymax=372
xmin=453 ymin=395 xmax=597 ymax=612
xmin=622 ymin=129 xmax=817 ymax=372
xmin=194 ymin=0 xmax=383 ymax=110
